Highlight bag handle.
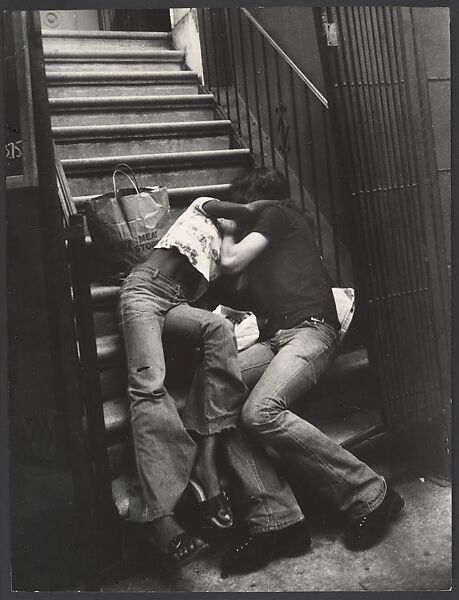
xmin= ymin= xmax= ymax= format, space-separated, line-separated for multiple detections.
xmin=112 ymin=163 xmax=141 ymax=200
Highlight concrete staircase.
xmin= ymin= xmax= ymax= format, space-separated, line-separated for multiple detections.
xmin=44 ymin=28 xmax=380 ymax=516
xmin=44 ymin=29 xmax=252 ymax=207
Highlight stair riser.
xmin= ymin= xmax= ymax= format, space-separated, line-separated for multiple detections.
xmin=48 ymin=83 xmax=199 ymax=98
xmin=51 ymin=107 xmax=216 ymax=126
xmin=100 ymin=367 xmax=126 ymax=401
xmin=46 ymin=60 xmax=183 ymax=73
xmin=65 ymin=163 xmax=249 ymax=197
xmin=43 ymin=38 xmax=172 ymax=52
xmin=94 ymin=310 xmax=120 ymax=338
xmin=55 ymin=134 xmax=232 ymax=159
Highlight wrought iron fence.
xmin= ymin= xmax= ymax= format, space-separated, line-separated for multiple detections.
xmin=197 ymin=7 xmax=351 ymax=286
xmin=317 ymin=6 xmax=451 ymax=432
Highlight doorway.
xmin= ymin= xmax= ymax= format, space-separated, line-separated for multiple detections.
xmin=98 ymin=9 xmax=171 ymax=32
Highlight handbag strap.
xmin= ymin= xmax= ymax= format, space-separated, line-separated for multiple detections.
xmin=112 ymin=163 xmax=141 ymax=200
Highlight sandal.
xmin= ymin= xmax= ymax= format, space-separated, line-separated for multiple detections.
xmin=189 ymin=478 xmax=233 ymax=529
xmin=158 ymin=532 xmax=209 ymax=569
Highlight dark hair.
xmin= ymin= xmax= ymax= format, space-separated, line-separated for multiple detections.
xmin=229 ymin=167 xmax=290 ymax=204
xmin=231 ymin=167 xmax=317 ymax=237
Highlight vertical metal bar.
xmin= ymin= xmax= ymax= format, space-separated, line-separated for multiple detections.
xmin=237 ymin=8 xmax=253 ymax=152
xmin=226 ymin=8 xmax=242 ymax=136
xmin=304 ymin=85 xmax=323 ymax=255
xmin=219 ymin=8 xmax=231 ymax=120
xmin=199 ymin=9 xmax=212 ymax=91
xmin=262 ymin=37 xmax=276 ymax=167
xmin=289 ymin=67 xmax=305 ymax=210
xmin=67 ymin=216 xmax=113 ymax=507
xmin=322 ymin=109 xmax=341 ymax=283
xmin=209 ymin=9 xmax=221 ymax=104
xmin=248 ymin=20 xmax=265 ymax=165
xmin=275 ymin=52 xmax=290 ymax=185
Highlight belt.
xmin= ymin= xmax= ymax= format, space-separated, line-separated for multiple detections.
xmin=305 ymin=315 xmax=338 ymax=331
xmin=306 ymin=316 xmax=326 ymax=325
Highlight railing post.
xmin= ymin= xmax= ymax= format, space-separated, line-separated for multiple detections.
xmin=66 ymin=215 xmax=114 ymax=514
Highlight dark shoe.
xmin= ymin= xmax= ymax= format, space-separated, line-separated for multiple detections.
xmin=189 ymin=478 xmax=233 ymax=529
xmin=344 ymin=485 xmax=405 ymax=551
xmin=155 ymin=532 xmax=209 ymax=569
xmin=221 ymin=520 xmax=311 ymax=576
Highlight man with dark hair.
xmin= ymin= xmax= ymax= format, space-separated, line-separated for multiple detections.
xmin=218 ymin=167 xmax=404 ymax=575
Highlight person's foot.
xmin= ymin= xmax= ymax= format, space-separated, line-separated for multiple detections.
xmin=146 ymin=516 xmax=208 ymax=567
xmin=344 ymin=485 xmax=405 ymax=551
xmin=192 ymin=435 xmax=232 ymax=528
xmin=221 ymin=520 xmax=311 ymax=576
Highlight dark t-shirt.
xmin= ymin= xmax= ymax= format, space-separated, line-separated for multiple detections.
xmin=244 ymin=204 xmax=339 ymax=339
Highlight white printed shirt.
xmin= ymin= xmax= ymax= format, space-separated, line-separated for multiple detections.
xmin=155 ymin=197 xmax=222 ymax=283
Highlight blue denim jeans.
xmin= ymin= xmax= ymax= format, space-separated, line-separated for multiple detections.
xmin=119 ymin=263 xmax=304 ymax=531
xmin=239 ymin=319 xmax=387 ymax=520
xmin=119 ymin=263 xmax=245 ymax=521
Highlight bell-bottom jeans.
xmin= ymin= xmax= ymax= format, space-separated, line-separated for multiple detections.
xmin=119 ymin=263 xmax=304 ymax=531
xmin=239 ymin=319 xmax=387 ymax=521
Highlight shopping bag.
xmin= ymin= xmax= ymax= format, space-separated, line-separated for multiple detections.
xmin=86 ymin=164 xmax=171 ymax=283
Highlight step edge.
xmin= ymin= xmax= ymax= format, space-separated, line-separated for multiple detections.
xmin=46 ymin=70 xmax=198 ymax=82
xmin=49 ymin=94 xmax=214 ymax=108
xmin=42 ymin=29 xmax=172 ymax=39
xmin=53 ymin=120 xmax=232 ymax=138
xmin=44 ymin=49 xmax=183 ymax=60
xmin=62 ymin=149 xmax=251 ymax=170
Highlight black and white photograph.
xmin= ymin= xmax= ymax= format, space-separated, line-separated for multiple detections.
xmin=4 ymin=3 xmax=452 ymax=593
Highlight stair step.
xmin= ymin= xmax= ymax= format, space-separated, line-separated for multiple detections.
xmin=49 ymin=94 xmax=217 ymax=126
xmin=53 ymin=120 xmax=233 ymax=159
xmin=47 ymin=70 xmax=200 ymax=98
xmin=45 ymin=49 xmax=184 ymax=73
xmin=97 ymin=334 xmax=122 ymax=366
xmin=62 ymin=149 xmax=251 ymax=196
xmin=91 ymin=283 xmax=121 ymax=306
xmin=75 ymin=183 xmax=233 ymax=213
xmin=45 ymin=48 xmax=183 ymax=60
xmin=108 ymin=441 xmax=132 ymax=481
xmin=310 ymin=407 xmax=382 ymax=447
xmin=103 ymin=397 xmax=129 ymax=438
xmin=100 ymin=367 xmax=126 ymax=401
xmin=42 ymin=29 xmax=172 ymax=51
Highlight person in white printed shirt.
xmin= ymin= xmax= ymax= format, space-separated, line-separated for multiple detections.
xmin=119 ymin=196 xmax=309 ymax=568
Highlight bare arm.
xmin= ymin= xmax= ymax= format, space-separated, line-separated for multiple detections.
xmin=202 ymin=198 xmax=280 ymax=222
xmin=220 ymin=230 xmax=270 ymax=275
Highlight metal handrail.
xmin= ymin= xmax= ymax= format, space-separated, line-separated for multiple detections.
xmin=55 ymin=146 xmax=77 ymax=227
xmin=241 ymin=8 xmax=328 ymax=108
